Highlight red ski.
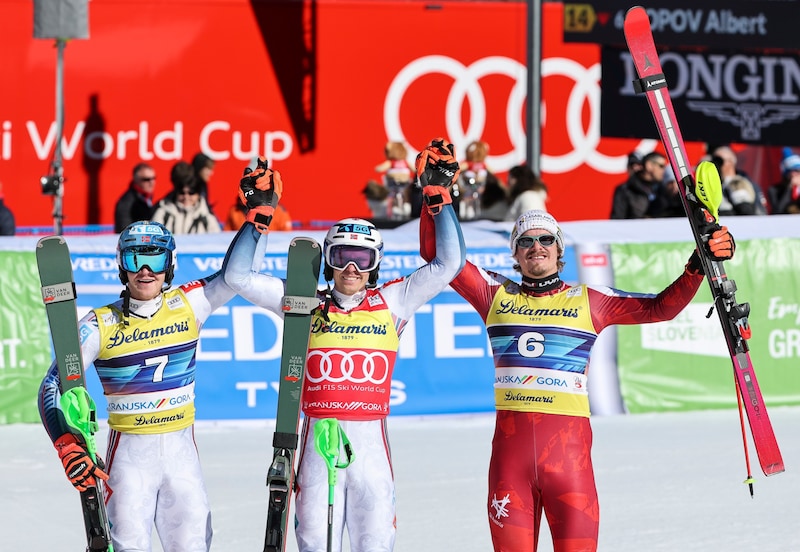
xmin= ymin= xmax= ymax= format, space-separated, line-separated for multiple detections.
xmin=623 ymin=5 xmax=784 ymax=479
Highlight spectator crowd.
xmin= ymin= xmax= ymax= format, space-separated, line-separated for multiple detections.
xmin=113 ymin=153 xmax=294 ymax=235
xmin=362 ymin=140 xmax=800 ymax=227
xmin=3 ymin=141 xmax=791 ymax=238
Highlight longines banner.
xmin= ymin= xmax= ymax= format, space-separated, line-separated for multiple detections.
xmin=600 ymin=45 xmax=800 ymax=146
xmin=563 ymin=1 xmax=800 ymax=49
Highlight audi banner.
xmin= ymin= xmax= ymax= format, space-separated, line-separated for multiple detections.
xmin=563 ymin=1 xmax=800 ymax=49
xmin=1 ymin=0 xmax=691 ymax=228
xmin=600 ymin=45 xmax=800 ymax=146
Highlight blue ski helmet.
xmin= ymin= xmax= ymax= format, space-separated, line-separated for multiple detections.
xmin=116 ymin=221 xmax=177 ymax=286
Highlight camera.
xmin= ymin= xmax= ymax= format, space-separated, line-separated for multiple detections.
xmin=40 ymin=174 xmax=62 ymax=196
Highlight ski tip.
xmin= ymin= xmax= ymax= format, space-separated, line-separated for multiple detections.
xmin=624 ymin=5 xmax=648 ymax=27
xmin=36 ymin=235 xmax=67 ymax=249
xmin=695 ymin=161 xmax=722 ymax=222
xmin=289 ymin=236 xmax=321 ymax=249
xmin=623 ymin=6 xmax=654 ymax=53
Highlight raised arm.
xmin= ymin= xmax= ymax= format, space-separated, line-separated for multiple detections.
xmin=590 ymin=227 xmax=736 ymax=330
xmin=222 ymin=158 xmax=287 ymax=314
xmin=381 ymin=139 xmax=466 ymax=319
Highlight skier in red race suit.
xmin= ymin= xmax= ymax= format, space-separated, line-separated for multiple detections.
xmin=225 ymin=139 xmax=466 ymax=551
xmin=420 ymin=208 xmax=735 ymax=552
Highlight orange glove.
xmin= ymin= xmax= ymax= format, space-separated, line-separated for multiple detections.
xmin=239 ymin=156 xmax=284 ymax=234
xmin=420 ymin=185 xmax=453 ymax=216
xmin=686 ymin=225 xmax=736 ymax=275
xmin=55 ymin=433 xmax=109 ymax=492
xmin=415 ymin=138 xmax=459 ymax=215
xmin=707 ymin=225 xmax=735 ymax=260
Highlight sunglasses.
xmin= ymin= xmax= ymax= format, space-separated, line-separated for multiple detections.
xmin=515 ymin=234 xmax=557 ymax=249
xmin=137 ymin=176 xmax=156 ymax=183
xmin=326 ymin=245 xmax=379 ymax=272
xmin=177 ymin=189 xmax=199 ymax=196
xmin=119 ymin=246 xmax=171 ymax=274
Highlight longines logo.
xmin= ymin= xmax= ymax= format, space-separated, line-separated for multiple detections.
xmin=684 ymin=100 xmax=800 ymax=141
xmin=620 ymin=51 xmax=800 ymax=141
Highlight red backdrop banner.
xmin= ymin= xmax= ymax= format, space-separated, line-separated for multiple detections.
xmin=0 ymin=0 xmax=704 ymax=228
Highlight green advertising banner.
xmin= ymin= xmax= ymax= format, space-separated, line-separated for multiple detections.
xmin=611 ymin=239 xmax=800 ymax=413
xmin=0 ymin=251 xmax=52 ymax=423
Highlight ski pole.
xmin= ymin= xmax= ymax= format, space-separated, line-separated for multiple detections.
xmin=61 ymin=386 xmax=101 ymax=463
xmin=61 ymin=386 xmax=115 ymax=552
xmin=696 ymin=161 xmax=755 ymax=494
xmin=313 ymin=418 xmax=354 ymax=552
xmin=736 ymin=379 xmax=756 ymax=497
xmin=694 ymin=162 xmax=722 ymax=222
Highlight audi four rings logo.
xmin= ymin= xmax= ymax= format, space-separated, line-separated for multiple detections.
xmin=384 ymin=55 xmax=655 ymax=174
xmin=306 ymin=350 xmax=390 ymax=384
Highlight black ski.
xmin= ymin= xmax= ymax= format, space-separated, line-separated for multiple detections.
xmin=36 ymin=236 xmax=114 ymax=552
xmin=264 ymin=237 xmax=322 ymax=552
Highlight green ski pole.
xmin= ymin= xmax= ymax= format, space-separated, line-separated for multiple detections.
xmin=313 ymin=418 xmax=354 ymax=552
xmin=61 ymin=386 xmax=115 ymax=552
xmin=61 ymin=387 xmax=101 ymax=463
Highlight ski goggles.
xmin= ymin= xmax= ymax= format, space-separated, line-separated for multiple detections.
xmin=515 ymin=234 xmax=558 ymax=249
xmin=119 ymin=246 xmax=171 ymax=274
xmin=325 ymin=245 xmax=380 ymax=272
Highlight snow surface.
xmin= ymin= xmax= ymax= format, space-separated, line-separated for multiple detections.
xmin=4 ymin=407 xmax=799 ymax=551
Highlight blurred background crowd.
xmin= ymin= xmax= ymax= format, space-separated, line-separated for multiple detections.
xmin=4 ymin=139 xmax=796 ymax=238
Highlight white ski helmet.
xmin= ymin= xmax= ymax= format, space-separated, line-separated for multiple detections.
xmin=323 ymin=218 xmax=384 ymax=284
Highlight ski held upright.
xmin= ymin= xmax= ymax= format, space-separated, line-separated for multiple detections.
xmin=623 ymin=5 xmax=784 ymax=478
xmin=36 ymin=236 xmax=114 ymax=552
xmin=264 ymin=237 xmax=322 ymax=552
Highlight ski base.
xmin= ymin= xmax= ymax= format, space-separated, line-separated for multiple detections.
xmin=263 ymin=237 xmax=322 ymax=552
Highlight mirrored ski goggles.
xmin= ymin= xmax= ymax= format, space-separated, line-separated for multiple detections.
xmin=515 ymin=234 xmax=557 ymax=249
xmin=120 ymin=246 xmax=171 ymax=274
xmin=326 ymin=245 xmax=379 ymax=272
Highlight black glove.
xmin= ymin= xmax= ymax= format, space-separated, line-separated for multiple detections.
xmin=415 ymin=138 xmax=461 ymax=187
xmin=415 ymin=138 xmax=460 ymax=215
xmin=239 ymin=157 xmax=283 ymax=234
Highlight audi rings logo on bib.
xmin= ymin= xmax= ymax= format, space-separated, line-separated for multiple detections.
xmin=306 ymin=349 xmax=391 ymax=384
xmin=383 ymin=55 xmax=655 ymax=174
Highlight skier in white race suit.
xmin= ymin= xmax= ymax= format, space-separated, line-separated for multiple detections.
xmin=37 ymin=215 xmax=271 ymax=551
xmin=224 ymin=139 xmax=466 ymax=552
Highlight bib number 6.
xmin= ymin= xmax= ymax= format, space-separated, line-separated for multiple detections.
xmin=517 ymin=331 xmax=545 ymax=358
